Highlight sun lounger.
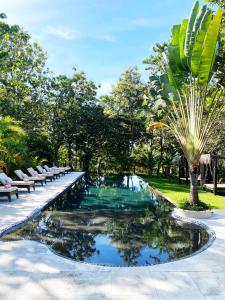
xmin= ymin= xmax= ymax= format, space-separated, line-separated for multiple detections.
xmin=27 ymin=167 xmax=54 ymax=182
xmin=43 ymin=165 xmax=62 ymax=177
xmin=53 ymin=166 xmax=71 ymax=173
xmin=36 ymin=166 xmax=57 ymax=180
xmin=14 ymin=170 xmax=46 ymax=186
xmin=64 ymin=166 xmax=71 ymax=173
xmin=0 ymin=186 xmax=18 ymax=202
xmin=0 ymin=173 xmax=35 ymax=193
xmin=203 ymin=183 xmax=225 ymax=192
xmin=52 ymin=166 xmax=71 ymax=173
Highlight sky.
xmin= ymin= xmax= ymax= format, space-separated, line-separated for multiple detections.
xmin=1 ymin=0 xmax=202 ymax=95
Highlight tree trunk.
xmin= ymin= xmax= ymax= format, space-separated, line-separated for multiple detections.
xmin=53 ymin=145 xmax=60 ymax=166
xmin=189 ymin=164 xmax=199 ymax=205
xmin=82 ymin=153 xmax=92 ymax=172
xmin=213 ymin=157 xmax=218 ymax=195
xmin=157 ymin=133 xmax=163 ymax=177
xmin=68 ymin=141 xmax=72 ymax=168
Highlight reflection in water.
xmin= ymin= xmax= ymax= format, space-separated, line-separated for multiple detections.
xmin=2 ymin=175 xmax=209 ymax=266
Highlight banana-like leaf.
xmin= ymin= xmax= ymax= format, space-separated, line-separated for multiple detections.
xmin=168 ymin=45 xmax=181 ymax=72
xmin=188 ymin=5 xmax=207 ymax=57
xmin=198 ymin=7 xmax=223 ymax=85
xmin=200 ymin=9 xmax=212 ymax=31
xmin=184 ymin=1 xmax=200 ymax=58
xmin=193 ymin=6 xmax=207 ymax=32
xmin=179 ymin=19 xmax=188 ymax=67
xmin=168 ymin=45 xmax=185 ymax=88
xmin=171 ymin=25 xmax=181 ymax=46
xmin=191 ymin=29 xmax=207 ymax=76
xmin=167 ymin=64 xmax=180 ymax=89
xmin=190 ymin=9 xmax=212 ymax=76
xmin=160 ymin=73 xmax=178 ymax=100
xmin=148 ymin=72 xmax=179 ymax=110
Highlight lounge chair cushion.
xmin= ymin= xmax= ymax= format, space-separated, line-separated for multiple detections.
xmin=0 ymin=173 xmax=13 ymax=185
xmin=11 ymin=181 xmax=34 ymax=186
xmin=0 ymin=173 xmax=34 ymax=186
xmin=36 ymin=166 xmax=54 ymax=176
xmin=0 ymin=187 xmax=18 ymax=192
xmin=27 ymin=168 xmax=39 ymax=176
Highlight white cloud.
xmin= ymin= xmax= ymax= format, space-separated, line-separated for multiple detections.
xmin=42 ymin=26 xmax=78 ymax=40
xmin=41 ymin=27 xmax=114 ymax=42
xmin=132 ymin=17 xmax=167 ymax=28
xmin=97 ymin=79 xmax=115 ymax=96
xmin=1 ymin=0 xmax=50 ymax=26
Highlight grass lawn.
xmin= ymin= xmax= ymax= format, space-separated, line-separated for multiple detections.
xmin=142 ymin=175 xmax=225 ymax=210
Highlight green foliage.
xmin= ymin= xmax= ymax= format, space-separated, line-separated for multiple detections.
xmin=184 ymin=1 xmax=200 ymax=59
xmin=166 ymin=1 xmax=223 ymax=86
xmin=205 ymin=0 xmax=225 ymax=7
xmin=194 ymin=7 xmax=223 ymax=84
xmin=100 ymin=67 xmax=147 ymax=171
xmin=179 ymin=199 xmax=211 ymax=211
xmin=0 ymin=116 xmax=27 ymax=172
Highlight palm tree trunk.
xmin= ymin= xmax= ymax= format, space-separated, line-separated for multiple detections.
xmin=189 ymin=164 xmax=199 ymax=205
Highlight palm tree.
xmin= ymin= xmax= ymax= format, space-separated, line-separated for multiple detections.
xmin=148 ymin=1 xmax=224 ymax=205
xmin=150 ymin=84 xmax=224 ymax=205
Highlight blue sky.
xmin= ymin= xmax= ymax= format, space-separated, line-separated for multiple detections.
xmin=1 ymin=0 xmax=203 ymax=94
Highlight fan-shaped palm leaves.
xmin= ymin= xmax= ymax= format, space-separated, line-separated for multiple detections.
xmin=168 ymin=1 xmax=223 ymax=86
xmin=149 ymin=83 xmax=225 ymax=205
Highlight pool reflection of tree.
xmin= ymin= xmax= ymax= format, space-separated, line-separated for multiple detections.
xmin=106 ymin=210 xmax=208 ymax=266
xmin=3 ymin=209 xmax=208 ymax=266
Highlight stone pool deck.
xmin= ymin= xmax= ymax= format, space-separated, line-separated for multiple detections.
xmin=0 ymin=175 xmax=225 ymax=299
xmin=0 ymin=172 xmax=85 ymax=236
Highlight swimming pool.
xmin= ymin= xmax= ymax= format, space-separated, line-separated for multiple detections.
xmin=2 ymin=175 xmax=209 ymax=267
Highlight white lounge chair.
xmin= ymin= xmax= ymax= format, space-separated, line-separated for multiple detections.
xmin=63 ymin=166 xmax=71 ymax=173
xmin=36 ymin=166 xmax=57 ymax=180
xmin=203 ymin=183 xmax=225 ymax=192
xmin=0 ymin=173 xmax=35 ymax=193
xmin=14 ymin=170 xmax=46 ymax=186
xmin=27 ymin=167 xmax=54 ymax=182
xmin=43 ymin=165 xmax=62 ymax=177
xmin=0 ymin=186 xmax=19 ymax=202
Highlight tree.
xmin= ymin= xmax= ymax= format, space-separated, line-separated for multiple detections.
xmin=49 ymin=69 xmax=104 ymax=171
xmin=148 ymin=2 xmax=224 ymax=205
xmin=0 ymin=14 xmax=53 ymax=166
xmin=0 ymin=14 xmax=47 ymax=98
xmin=101 ymin=67 xmax=146 ymax=171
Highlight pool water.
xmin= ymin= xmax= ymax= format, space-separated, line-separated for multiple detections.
xmin=2 ymin=175 xmax=209 ymax=267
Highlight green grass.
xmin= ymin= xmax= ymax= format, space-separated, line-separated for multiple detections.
xmin=142 ymin=175 xmax=225 ymax=210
